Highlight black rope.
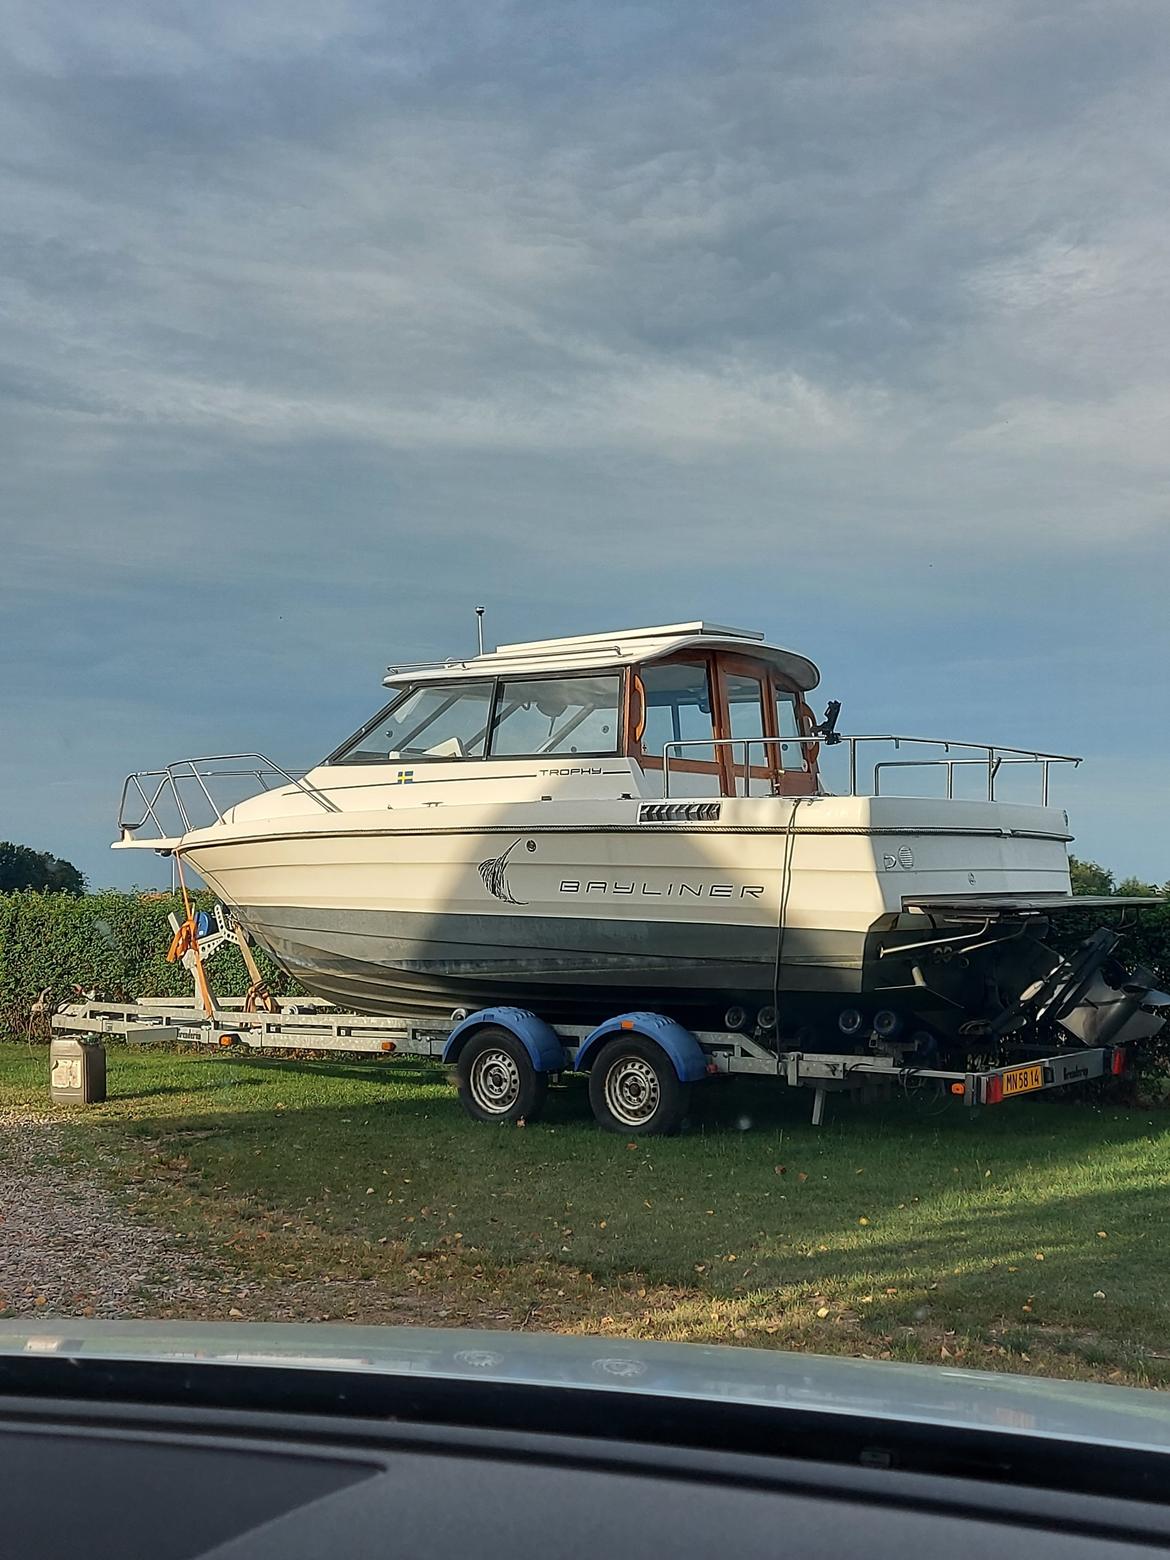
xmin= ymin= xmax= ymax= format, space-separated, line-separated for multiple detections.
xmin=770 ymin=795 xmax=806 ymax=1063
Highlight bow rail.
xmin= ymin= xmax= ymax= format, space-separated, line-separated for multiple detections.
xmin=118 ymin=753 xmax=340 ymax=841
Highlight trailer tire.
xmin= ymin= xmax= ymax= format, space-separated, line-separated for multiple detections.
xmin=457 ymin=1028 xmax=548 ymax=1125
xmin=587 ymin=1036 xmax=689 ymax=1136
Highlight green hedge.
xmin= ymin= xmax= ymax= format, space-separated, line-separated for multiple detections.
xmin=0 ymin=890 xmax=301 ymax=1032
xmin=1048 ymin=873 xmax=1170 ymax=990
xmin=1 ymin=886 xmax=1168 ymax=1048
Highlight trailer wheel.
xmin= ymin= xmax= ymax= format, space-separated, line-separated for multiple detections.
xmin=457 ymin=1028 xmax=548 ymax=1124
xmin=588 ymin=1036 xmax=689 ymax=1136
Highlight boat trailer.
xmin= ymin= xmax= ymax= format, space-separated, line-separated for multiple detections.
xmin=51 ymin=906 xmax=1136 ymax=1131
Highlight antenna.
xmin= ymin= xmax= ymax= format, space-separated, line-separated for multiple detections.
xmin=475 ymin=605 xmax=486 ymax=656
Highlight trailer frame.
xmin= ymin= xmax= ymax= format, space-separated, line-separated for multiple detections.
xmin=50 ymin=992 xmax=1126 ymax=1130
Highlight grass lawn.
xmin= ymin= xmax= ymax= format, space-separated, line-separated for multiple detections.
xmin=3 ymin=1039 xmax=1169 ymax=1386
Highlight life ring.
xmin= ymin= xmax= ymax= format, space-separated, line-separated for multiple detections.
xmin=630 ymin=673 xmax=647 ymax=745
xmin=797 ymin=703 xmax=820 ymax=768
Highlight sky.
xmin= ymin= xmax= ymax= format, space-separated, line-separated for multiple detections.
xmin=1 ymin=0 xmax=1168 ymax=890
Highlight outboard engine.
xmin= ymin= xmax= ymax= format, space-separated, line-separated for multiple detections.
xmin=998 ymin=928 xmax=1170 ymax=1048
xmin=1054 ymin=964 xmax=1170 ymax=1047
xmin=868 ymin=912 xmax=1169 ymax=1059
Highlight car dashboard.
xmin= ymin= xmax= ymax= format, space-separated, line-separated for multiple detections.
xmin=4 ymin=1336 xmax=1170 ymax=1560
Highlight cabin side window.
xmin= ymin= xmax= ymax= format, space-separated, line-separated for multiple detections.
xmin=633 ymin=653 xmax=818 ymax=797
xmin=331 ymin=681 xmax=494 ymax=764
xmin=489 ymin=673 xmax=622 ymax=757
xmin=774 ymin=688 xmax=807 ymax=770
xmin=635 ymin=659 xmax=721 ymax=796
xmin=723 ymin=669 xmax=772 ymax=795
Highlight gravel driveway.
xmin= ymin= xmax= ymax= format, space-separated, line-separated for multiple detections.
xmin=0 ymin=1106 xmax=431 ymax=1325
xmin=0 ymin=1106 xmax=226 ymax=1319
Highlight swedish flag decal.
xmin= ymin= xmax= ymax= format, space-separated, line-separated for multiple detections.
xmin=395 ymin=769 xmax=414 ymax=784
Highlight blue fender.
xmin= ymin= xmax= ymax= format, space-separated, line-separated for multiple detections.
xmin=574 ymin=1012 xmax=709 ymax=1084
xmin=442 ymin=1007 xmax=566 ymax=1074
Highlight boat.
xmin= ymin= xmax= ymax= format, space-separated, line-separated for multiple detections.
xmin=115 ymin=621 xmax=1167 ymax=1056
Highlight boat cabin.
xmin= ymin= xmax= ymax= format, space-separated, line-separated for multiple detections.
xmin=328 ymin=623 xmax=821 ymax=798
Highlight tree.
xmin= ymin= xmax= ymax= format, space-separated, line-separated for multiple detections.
xmin=1069 ymin=856 xmax=1161 ymax=899
xmin=1116 ymin=874 xmax=1161 ymax=898
xmin=0 ymin=842 xmax=85 ymax=894
xmin=1068 ymin=855 xmax=1114 ymax=896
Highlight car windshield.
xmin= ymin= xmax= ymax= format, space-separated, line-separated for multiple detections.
xmin=4 ymin=0 xmax=1168 ymax=1412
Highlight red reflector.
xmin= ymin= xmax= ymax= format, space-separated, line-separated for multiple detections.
xmin=985 ymin=1075 xmax=1003 ymax=1104
xmin=1111 ymin=1047 xmax=1127 ymax=1076
xmin=950 ymin=1082 xmax=966 ymax=1096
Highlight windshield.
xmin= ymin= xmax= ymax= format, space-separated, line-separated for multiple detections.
xmin=331 ymin=672 xmax=621 ymax=762
xmin=332 ymin=682 xmax=494 ymax=763
xmin=4 ymin=0 xmax=1169 ymax=1411
xmin=490 ymin=673 xmax=621 ymax=756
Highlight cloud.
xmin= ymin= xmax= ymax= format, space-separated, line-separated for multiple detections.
xmin=0 ymin=0 xmax=391 ymax=77
xmin=0 ymin=90 xmax=894 ymax=461
xmin=955 ymin=387 xmax=1170 ymax=467
xmin=1 ymin=0 xmax=1169 ymax=885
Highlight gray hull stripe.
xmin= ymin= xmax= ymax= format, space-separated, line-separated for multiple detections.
xmin=235 ymin=904 xmax=866 ymax=1019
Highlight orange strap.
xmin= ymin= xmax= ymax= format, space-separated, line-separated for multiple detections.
xmin=166 ymin=921 xmax=194 ymax=961
xmin=172 ymin=856 xmax=215 ymax=1018
xmin=243 ymin=979 xmax=273 ymax=1014
xmin=235 ymin=925 xmax=278 ymax=1013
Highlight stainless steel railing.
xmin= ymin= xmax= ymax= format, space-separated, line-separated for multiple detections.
xmin=118 ymin=753 xmax=340 ymax=840
xmin=662 ymin=734 xmax=1081 ymax=802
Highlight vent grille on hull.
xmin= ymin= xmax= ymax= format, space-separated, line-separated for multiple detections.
xmin=637 ymin=802 xmax=722 ymax=823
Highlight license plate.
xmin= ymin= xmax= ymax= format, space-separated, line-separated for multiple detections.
xmin=1001 ymin=1063 xmax=1045 ymax=1097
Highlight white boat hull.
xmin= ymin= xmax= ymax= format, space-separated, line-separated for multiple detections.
xmin=173 ymin=792 xmax=1074 ymax=1026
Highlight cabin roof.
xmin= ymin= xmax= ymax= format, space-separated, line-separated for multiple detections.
xmin=383 ymin=621 xmax=820 ymax=692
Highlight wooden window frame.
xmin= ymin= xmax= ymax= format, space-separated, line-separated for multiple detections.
xmin=715 ymin=653 xmax=779 ymax=796
xmin=627 ymin=651 xmax=724 ymax=792
xmin=768 ymin=670 xmax=819 ymax=796
xmin=627 ymin=652 xmax=818 ymax=797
